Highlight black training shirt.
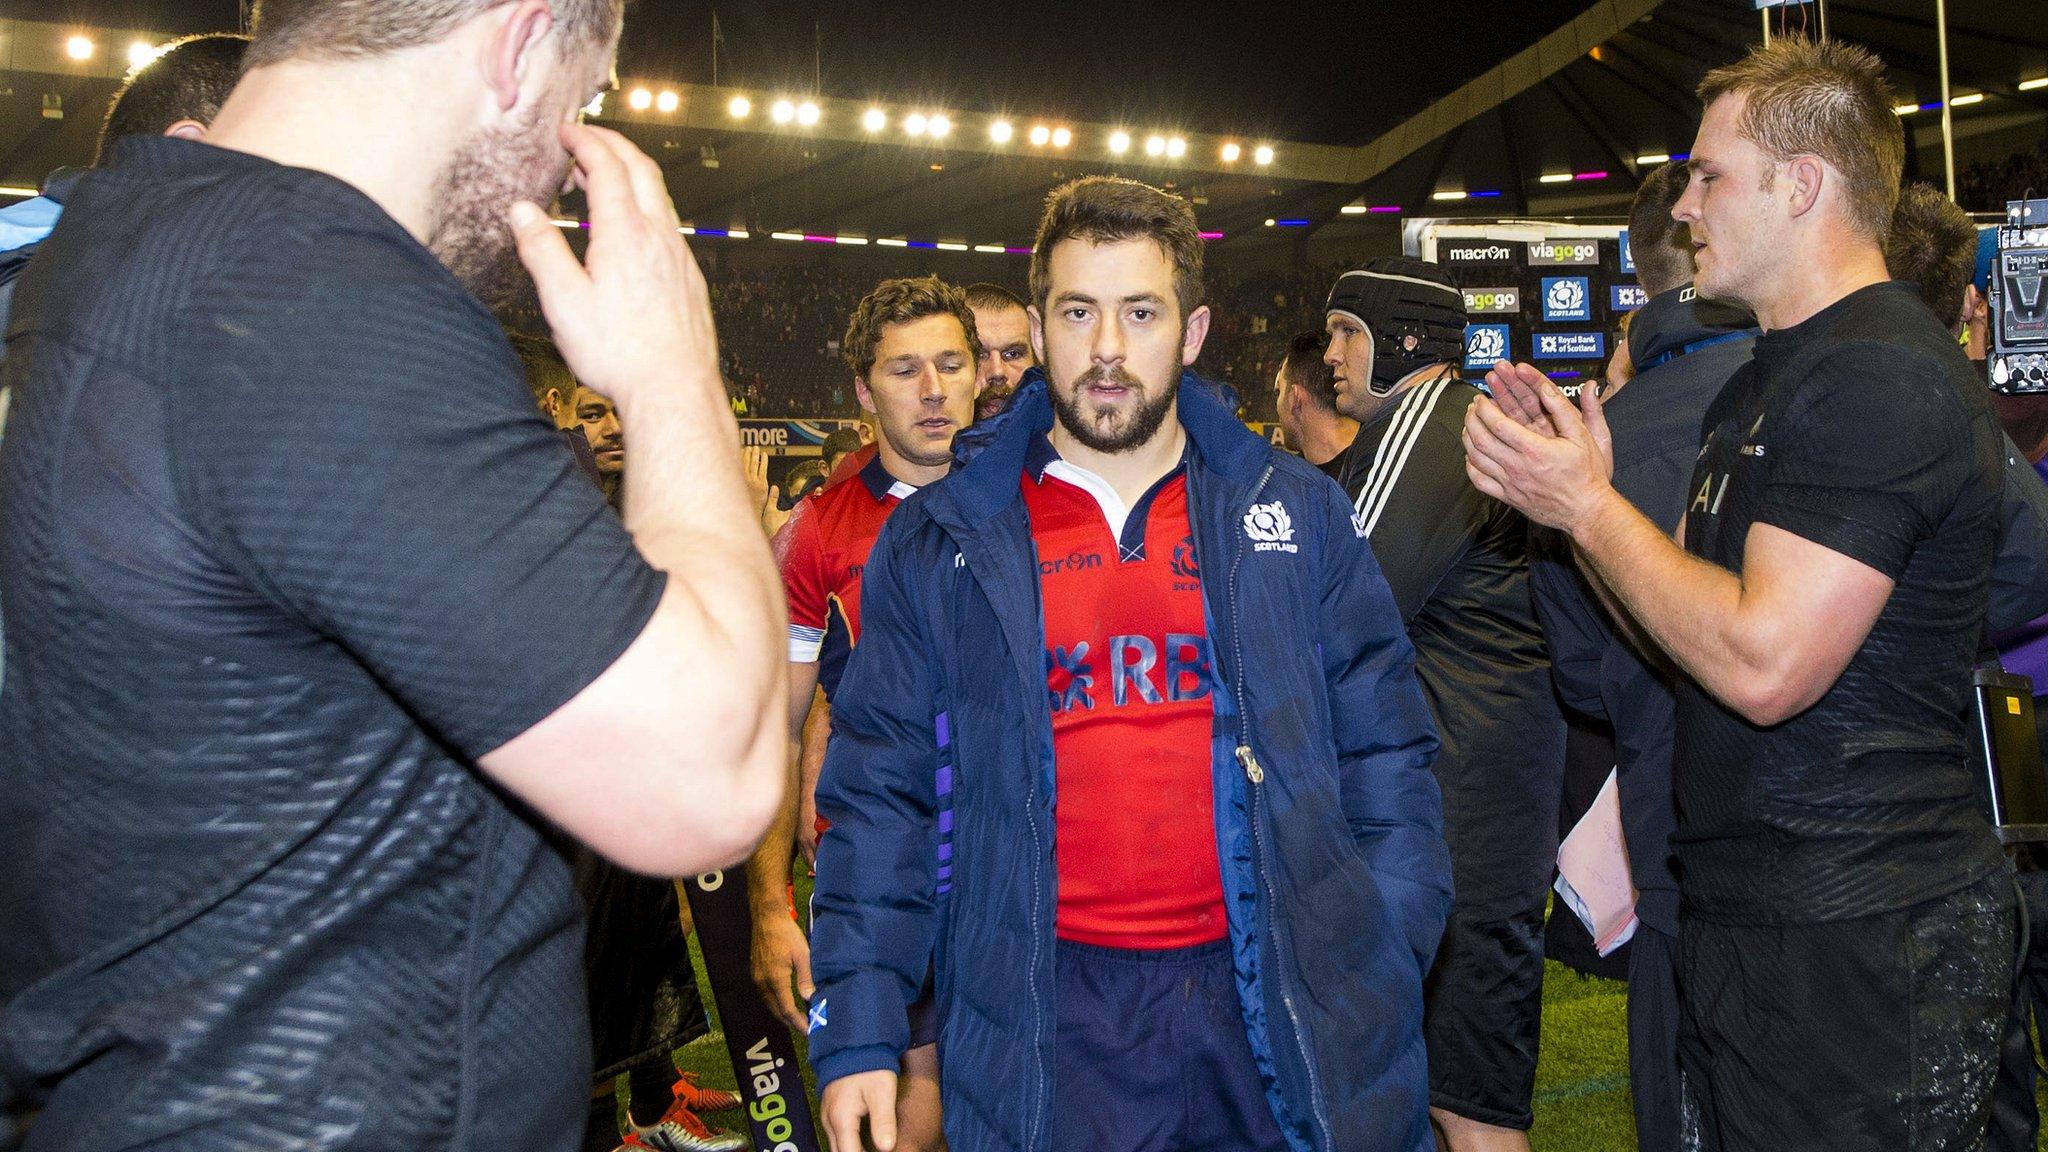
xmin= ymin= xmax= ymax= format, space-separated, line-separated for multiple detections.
xmin=1676 ymin=281 xmax=2007 ymax=924
xmin=0 ymin=137 xmax=666 ymax=1150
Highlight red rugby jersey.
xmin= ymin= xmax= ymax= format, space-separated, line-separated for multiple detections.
xmin=775 ymin=453 xmax=916 ymax=700
xmin=1021 ymin=436 xmax=1227 ymax=950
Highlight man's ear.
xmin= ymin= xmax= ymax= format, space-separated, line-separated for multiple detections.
xmin=161 ymin=118 xmax=206 ymax=142
xmin=1027 ymin=305 xmax=1047 ymax=366
xmin=1785 ymin=154 xmax=1825 ymax=220
xmin=853 ymin=374 xmax=878 ymax=416
xmin=482 ymin=0 xmax=557 ymax=113
xmin=1179 ymin=304 xmax=1212 ymax=366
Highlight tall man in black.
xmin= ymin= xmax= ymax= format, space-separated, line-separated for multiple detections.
xmin=1467 ymin=40 xmax=2014 ymax=1149
xmin=1524 ymin=161 xmax=1756 ymax=1152
xmin=1323 ymin=257 xmax=1564 ymax=1150
xmin=0 ymin=1 xmax=789 ymax=1149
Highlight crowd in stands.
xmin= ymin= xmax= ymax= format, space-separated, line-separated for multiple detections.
xmin=1960 ymin=135 xmax=2048 ymax=212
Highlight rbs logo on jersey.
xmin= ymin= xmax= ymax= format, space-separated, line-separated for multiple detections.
xmin=1046 ymin=634 xmax=1216 ymax=712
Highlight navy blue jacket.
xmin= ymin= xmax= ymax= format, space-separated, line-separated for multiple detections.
xmin=808 ymin=370 xmax=1450 ymax=1152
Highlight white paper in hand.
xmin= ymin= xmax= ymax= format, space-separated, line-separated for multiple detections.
xmin=1554 ymin=767 xmax=1638 ymax=957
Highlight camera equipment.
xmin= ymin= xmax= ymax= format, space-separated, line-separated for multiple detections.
xmin=1973 ymin=667 xmax=2048 ymax=843
xmin=1988 ymin=197 xmax=2048 ymax=395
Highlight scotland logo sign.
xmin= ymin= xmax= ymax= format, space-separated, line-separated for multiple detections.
xmin=1542 ymin=277 xmax=1592 ymax=323
xmin=1464 ymin=324 xmax=1510 ymax=371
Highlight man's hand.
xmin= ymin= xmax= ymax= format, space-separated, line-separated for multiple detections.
xmin=1462 ymin=365 xmax=1616 ymax=533
xmin=743 ymin=445 xmax=793 ymax=537
xmin=509 ymin=124 xmax=719 ymax=412
xmin=751 ymin=911 xmax=815 ymax=1033
xmin=823 ymin=1070 xmax=899 ymax=1152
xmin=1484 ymin=360 xmax=1560 ymax=435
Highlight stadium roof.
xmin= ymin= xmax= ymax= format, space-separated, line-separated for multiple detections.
xmin=1 ymin=0 xmax=2041 ymax=250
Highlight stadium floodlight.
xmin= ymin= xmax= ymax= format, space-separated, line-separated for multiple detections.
xmin=1539 ymin=173 xmax=1572 ymax=184
xmin=1893 ymin=102 xmax=1920 ymax=115
xmin=1108 ymin=131 xmax=1131 ymax=155
xmin=876 ymin=238 xmax=909 ymax=247
xmin=771 ymin=99 xmax=796 ymax=124
xmin=727 ymin=95 xmax=751 ymax=118
xmin=1028 ymin=124 xmax=1051 ymax=147
xmin=904 ymin=113 xmax=929 ymax=137
xmin=1950 ymin=93 xmax=1984 ymax=106
xmin=1166 ymin=137 xmax=1186 ymax=159
xmin=66 ymin=35 xmax=94 ymax=61
xmin=1144 ymin=135 xmax=1166 ymax=158
xmin=1432 ymin=190 xmax=1468 ymax=201
xmin=797 ymin=101 xmax=821 ymax=126
xmin=628 ymin=88 xmax=654 ymax=111
xmin=1051 ymin=127 xmax=1072 ymax=148
xmin=1220 ymin=142 xmax=1241 ymax=163
xmin=1253 ymin=145 xmax=1275 ymax=166
xmin=990 ymin=120 xmax=1014 ymax=144
xmin=771 ymin=232 xmax=804 ymax=241
xmin=2022 ymin=77 xmax=2048 ymax=92
xmin=863 ymin=107 xmax=887 ymax=133
xmin=127 ymin=41 xmax=157 ymax=70
xmin=1636 ymin=152 xmax=1670 ymax=165
xmin=928 ymin=114 xmax=952 ymax=138
xmin=656 ymin=91 xmax=679 ymax=114
xmin=936 ymin=242 xmax=969 ymax=252
xmin=1340 ymin=204 xmax=1367 ymax=215
xmin=974 ymin=244 xmax=1005 ymax=253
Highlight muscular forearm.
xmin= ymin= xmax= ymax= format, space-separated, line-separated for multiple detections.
xmin=616 ymin=386 xmax=787 ymax=809
xmin=1570 ymin=488 xmax=1782 ymax=720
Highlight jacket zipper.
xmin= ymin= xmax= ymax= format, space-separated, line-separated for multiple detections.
xmin=1221 ymin=464 xmax=1333 ymax=1152
xmin=1022 ymin=535 xmax=1050 ymax=1152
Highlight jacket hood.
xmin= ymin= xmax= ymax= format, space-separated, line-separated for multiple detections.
xmin=1629 ymin=284 xmax=1757 ymax=368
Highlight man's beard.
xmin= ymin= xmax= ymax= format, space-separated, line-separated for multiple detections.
xmin=1050 ymin=363 xmax=1178 ymax=454
xmin=427 ymin=103 xmax=572 ymax=315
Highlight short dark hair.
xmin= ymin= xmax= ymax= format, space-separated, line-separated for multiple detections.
xmin=246 ymin=0 xmax=621 ymax=71
xmin=1696 ymin=38 xmax=1905 ymax=240
xmin=1628 ymin=161 xmax=1696 ymax=297
xmin=962 ymin=282 xmax=1026 ymax=312
xmin=1884 ymin=182 xmax=1979 ymax=332
xmin=95 ymin=34 xmax=249 ymax=165
xmin=821 ymin=427 xmax=864 ymax=461
xmin=1029 ymin=176 xmax=1204 ymax=321
xmin=841 ymin=276 xmax=982 ymax=380
xmin=1281 ymin=330 xmax=1338 ymax=415
xmin=509 ymin=331 xmax=576 ymax=410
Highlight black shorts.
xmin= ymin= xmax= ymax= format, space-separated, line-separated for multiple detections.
xmin=1050 ymin=939 xmax=1288 ymax=1152
xmin=1678 ymin=873 xmax=2015 ymax=1151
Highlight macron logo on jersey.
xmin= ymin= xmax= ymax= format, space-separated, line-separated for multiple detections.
xmin=1243 ymin=502 xmax=1298 ymax=554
